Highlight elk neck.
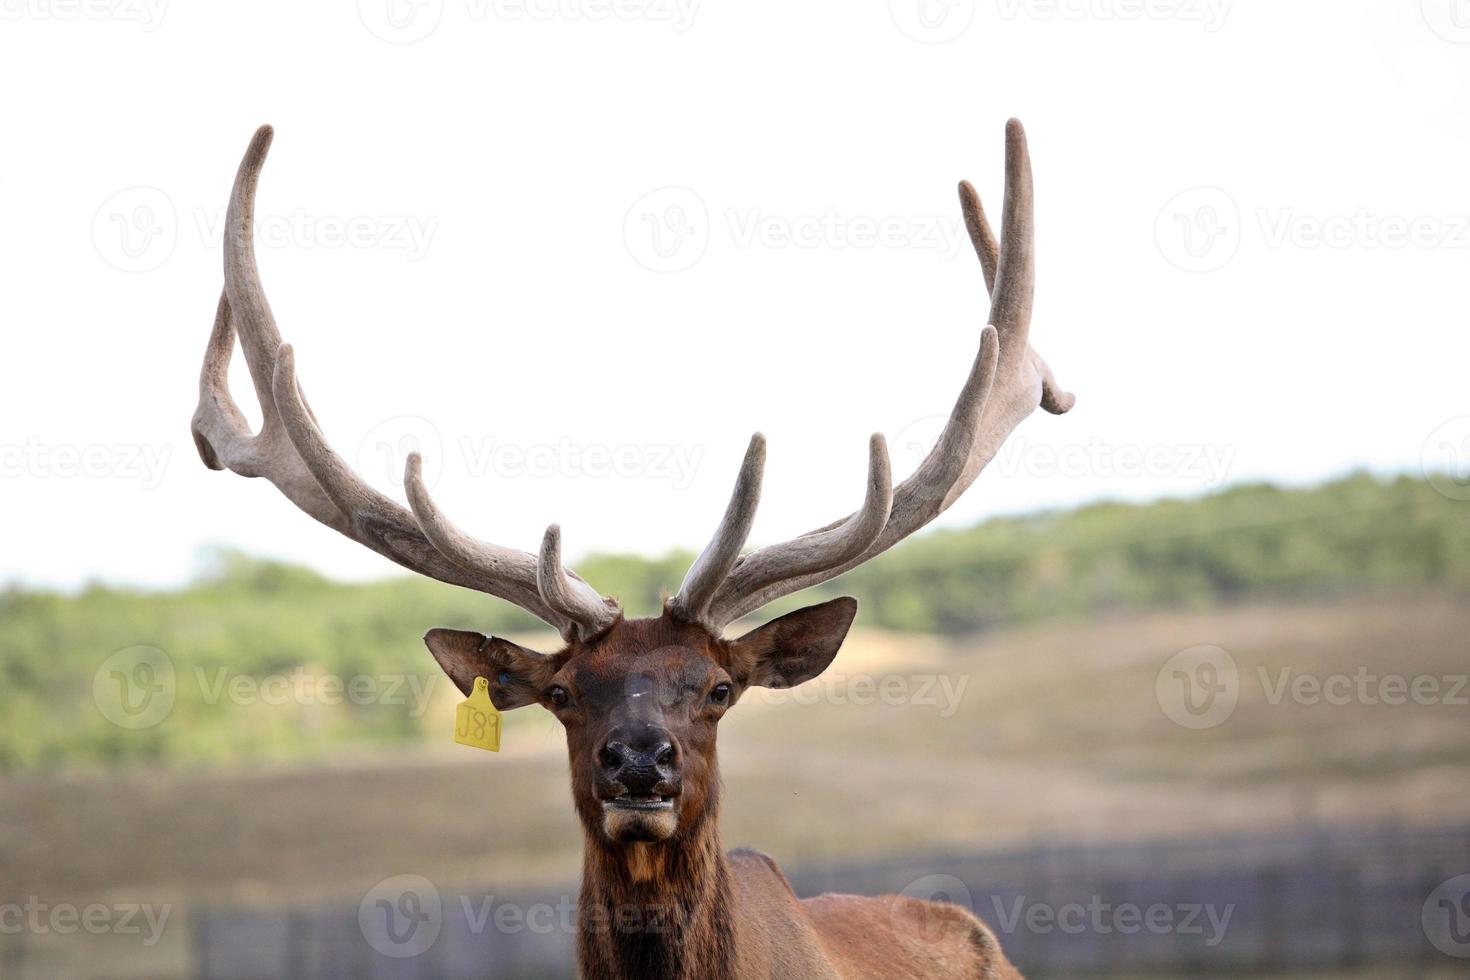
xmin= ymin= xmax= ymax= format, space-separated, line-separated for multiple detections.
xmin=577 ymin=783 xmax=738 ymax=980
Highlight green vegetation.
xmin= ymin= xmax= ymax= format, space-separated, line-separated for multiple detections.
xmin=1 ymin=472 xmax=1465 ymax=771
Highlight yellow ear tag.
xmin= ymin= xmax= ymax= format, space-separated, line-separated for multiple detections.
xmin=454 ymin=677 xmax=502 ymax=752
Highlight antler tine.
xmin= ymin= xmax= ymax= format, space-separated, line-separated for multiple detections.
xmin=701 ymin=434 xmax=893 ymax=630
xmin=700 ymin=119 xmax=1073 ymax=629
xmin=990 ymin=118 xmax=1035 ymax=353
xmin=958 ymin=179 xmax=998 ymax=294
xmin=538 ymin=525 xmax=620 ymax=641
xmin=194 ymin=126 xmax=614 ymax=640
xmin=401 ymin=453 xmax=586 ymax=637
xmin=668 ymin=434 xmax=766 ymax=625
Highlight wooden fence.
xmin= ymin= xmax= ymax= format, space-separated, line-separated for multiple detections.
xmin=192 ymin=821 xmax=1470 ymax=978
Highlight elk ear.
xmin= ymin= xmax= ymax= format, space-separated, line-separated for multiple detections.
xmin=726 ymin=597 xmax=858 ymax=690
xmin=423 ymin=628 xmax=559 ymax=711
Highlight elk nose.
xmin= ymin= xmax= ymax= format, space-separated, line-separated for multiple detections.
xmin=598 ymin=730 xmax=677 ymax=795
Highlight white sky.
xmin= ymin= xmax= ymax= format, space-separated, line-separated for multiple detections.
xmin=2 ymin=0 xmax=1467 ymax=590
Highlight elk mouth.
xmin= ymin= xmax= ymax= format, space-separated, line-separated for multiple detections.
xmin=599 ymin=793 xmax=680 ymax=842
xmin=602 ymin=795 xmax=676 ymax=812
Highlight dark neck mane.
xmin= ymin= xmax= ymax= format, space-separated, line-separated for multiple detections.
xmin=577 ymin=805 xmax=738 ymax=980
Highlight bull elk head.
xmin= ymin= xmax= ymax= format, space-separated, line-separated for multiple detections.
xmin=192 ymin=120 xmax=1070 ymax=979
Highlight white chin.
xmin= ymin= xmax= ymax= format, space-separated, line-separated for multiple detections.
xmin=602 ymin=801 xmax=678 ymax=842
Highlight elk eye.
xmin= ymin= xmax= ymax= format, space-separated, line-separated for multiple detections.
xmin=710 ymin=682 xmax=732 ymax=705
xmin=548 ymin=686 xmax=570 ymax=708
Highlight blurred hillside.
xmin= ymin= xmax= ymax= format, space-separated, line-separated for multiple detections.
xmin=3 ymin=593 xmax=1467 ymax=978
xmin=1 ymin=471 xmax=1466 ymax=771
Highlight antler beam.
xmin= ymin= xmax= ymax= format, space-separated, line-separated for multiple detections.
xmin=191 ymin=125 xmax=619 ymax=642
xmin=673 ymin=119 xmax=1074 ymax=631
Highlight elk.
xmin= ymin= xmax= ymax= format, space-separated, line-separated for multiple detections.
xmin=192 ymin=120 xmax=1072 ymax=979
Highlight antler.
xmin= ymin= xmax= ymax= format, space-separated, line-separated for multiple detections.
xmin=672 ymin=119 xmax=1074 ymax=631
xmin=191 ymin=125 xmax=619 ymax=642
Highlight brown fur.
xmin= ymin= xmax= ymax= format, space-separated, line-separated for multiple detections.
xmin=424 ymin=604 xmax=1020 ymax=979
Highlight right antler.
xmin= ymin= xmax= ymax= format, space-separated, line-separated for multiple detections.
xmin=670 ymin=119 xmax=1074 ymax=631
xmin=191 ymin=126 xmax=619 ymax=642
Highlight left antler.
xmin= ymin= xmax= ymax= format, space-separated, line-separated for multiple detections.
xmin=670 ymin=119 xmax=1074 ymax=631
xmin=192 ymin=125 xmax=619 ymax=642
